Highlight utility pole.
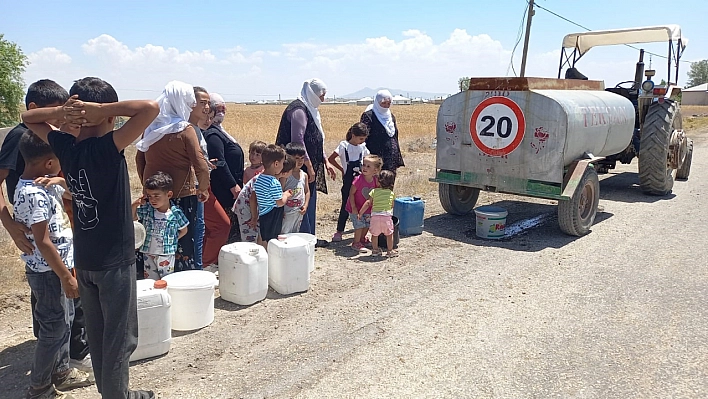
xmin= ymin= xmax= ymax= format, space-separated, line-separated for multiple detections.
xmin=520 ymin=0 xmax=535 ymax=77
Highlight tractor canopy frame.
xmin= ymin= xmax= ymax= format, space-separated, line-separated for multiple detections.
xmin=558 ymin=25 xmax=687 ymax=84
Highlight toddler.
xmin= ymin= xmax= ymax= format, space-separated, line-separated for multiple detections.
xmin=281 ymin=143 xmax=310 ymax=233
xmin=359 ymin=169 xmax=397 ymax=257
xmin=133 ymin=171 xmax=189 ymax=279
xmin=243 ymin=140 xmax=266 ymax=183
xmin=347 ymin=155 xmax=382 ymax=252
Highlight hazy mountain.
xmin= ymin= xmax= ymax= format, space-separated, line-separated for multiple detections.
xmin=341 ymin=87 xmax=450 ymax=100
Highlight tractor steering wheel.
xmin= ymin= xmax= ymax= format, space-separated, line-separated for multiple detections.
xmin=615 ymin=81 xmax=638 ymax=90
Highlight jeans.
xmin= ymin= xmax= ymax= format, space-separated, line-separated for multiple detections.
xmin=77 ymin=263 xmax=138 ymax=399
xmin=299 ymin=180 xmax=317 ymax=235
xmin=31 ymin=296 xmax=89 ymax=361
xmin=194 ymin=201 xmax=205 ymax=269
xmin=26 ymin=269 xmax=74 ymax=389
xmin=69 ymin=297 xmax=90 ymax=360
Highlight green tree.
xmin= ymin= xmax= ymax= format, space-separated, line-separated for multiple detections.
xmin=686 ymin=59 xmax=708 ymax=88
xmin=458 ymin=76 xmax=471 ymax=92
xmin=0 ymin=34 xmax=27 ymax=127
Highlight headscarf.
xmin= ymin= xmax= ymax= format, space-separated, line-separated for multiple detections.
xmin=209 ymin=92 xmax=238 ymax=143
xmin=298 ymin=78 xmax=327 ymax=140
xmin=137 ymin=81 xmax=195 ymax=152
xmin=365 ymin=89 xmax=395 ymax=137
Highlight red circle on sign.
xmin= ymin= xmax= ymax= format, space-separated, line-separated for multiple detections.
xmin=470 ymin=96 xmax=526 ymax=156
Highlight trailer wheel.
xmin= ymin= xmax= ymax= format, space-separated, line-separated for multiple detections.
xmin=638 ymin=101 xmax=680 ymax=195
xmin=439 ymin=183 xmax=479 ymax=215
xmin=675 ymin=138 xmax=693 ymax=181
xmin=558 ymin=166 xmax=599 ymax=236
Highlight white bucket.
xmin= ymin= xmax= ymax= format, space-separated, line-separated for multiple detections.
xmin=282 ymin=233 xmax=316 ymax=273
xmin=267 ymin=235 xmax=310 ymax=295
xmin=218 ymin=242 xmax=269 ymax=305
xmin=162 ymin=271 xmax=217 ymax=331
xmin=133 ymin=221 xmax=146 ymax=250
xmin=131 ymin=279 xmax=171 ymax=362
xmin=474 ymin=206 xmax=508 ymax=239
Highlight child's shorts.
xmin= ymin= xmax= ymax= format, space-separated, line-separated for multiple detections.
xmin=349 ymin=213 xmax=371 ymax=229
xmin=369 ymin=214 xmax=394 ymax=236
xmin=143 ymin=253 xmax=175 ymax=280
xmin=259 ymin=206 xmax=285 ymax=242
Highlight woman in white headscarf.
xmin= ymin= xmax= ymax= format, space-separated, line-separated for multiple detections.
xmin=275 ymin=78 xmax=336 ymax=247
xmin=135 ymin=81 xmax=211 ymax=272
xmin=361 ymin=90 xmax=405 ymax=172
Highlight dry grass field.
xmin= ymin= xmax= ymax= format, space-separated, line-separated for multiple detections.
xmin=1 ymin=104 xmax=707 ymax=295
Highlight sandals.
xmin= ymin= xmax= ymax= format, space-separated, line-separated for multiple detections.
xmin=387 ymin=250 xmax=399 ymax=258
xmin=371 ymin=248 xmax=383 ymax=256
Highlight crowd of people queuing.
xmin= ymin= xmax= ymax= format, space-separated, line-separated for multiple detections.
xmin=0 ymin=76 xmax=405 ymax=399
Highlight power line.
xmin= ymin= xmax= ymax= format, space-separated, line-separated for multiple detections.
xmin=534 ymin=2 xmax=693 ymax=64
xmin=507 ymin=1 xmax=529 ymax=76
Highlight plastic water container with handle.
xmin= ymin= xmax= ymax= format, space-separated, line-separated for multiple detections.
xmin=267 ymin=235 xmax=310 ymax=295
xmin=393 ymin=196 xmax=425 ymax=235
xmin=130 ymin=279 xmax=171 ymax=362
xmin=162 ymin=270 xmax=217 ymax=331
xmin=282 ymin=233 xmax=316 ymax=273
xmin=219 ymin=242 xmax=268 ymax=305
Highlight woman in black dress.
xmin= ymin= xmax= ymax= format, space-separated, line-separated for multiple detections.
xmin=275 ymin=78 xmax=336 ymax=247
xmin=360 ymin=89 xmax=404 ymax=173
xmin=203 ymin=93 xmax=244 ymax=244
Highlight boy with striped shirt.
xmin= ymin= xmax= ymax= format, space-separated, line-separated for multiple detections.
xmin=247 ymin=145 xmax=292 ymax=249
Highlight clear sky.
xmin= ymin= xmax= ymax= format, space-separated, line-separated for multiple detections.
xmin=2 ymin=0 xmax=706 ymax=101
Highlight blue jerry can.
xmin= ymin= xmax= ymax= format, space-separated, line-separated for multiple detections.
xmin=393 ymin=196 xmax=425 ymax=235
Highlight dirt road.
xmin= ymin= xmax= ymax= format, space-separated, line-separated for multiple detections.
xmin=2 ymin=130 xmax=707 ymax=398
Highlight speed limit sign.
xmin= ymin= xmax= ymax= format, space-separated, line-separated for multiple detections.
xmin=470 ymin=96 xmax=526 ymax=156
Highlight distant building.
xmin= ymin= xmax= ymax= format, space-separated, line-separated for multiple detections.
xmin=356 ymin=96 xmax=374 ymax=106
xmin=683 ymin=83 xmax=708 ymax=106
xmin=392 ymin=95 xmax=411 ymax=105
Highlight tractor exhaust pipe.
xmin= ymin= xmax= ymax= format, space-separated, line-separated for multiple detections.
xmin=634 ymin=49 xmax=645 ymax=88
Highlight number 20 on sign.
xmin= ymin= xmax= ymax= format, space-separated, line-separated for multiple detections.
xmin=470 ymin=96 xmax=526 ymax=157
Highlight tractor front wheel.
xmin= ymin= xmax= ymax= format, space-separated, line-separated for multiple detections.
xmin=676 ymin=138 xmax=693 ymax=181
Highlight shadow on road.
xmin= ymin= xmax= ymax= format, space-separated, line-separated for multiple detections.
xmin=423 ymin=199 xmax=614 ymax=252
xmin=0 ymin=339 xmax=34 ymax=398
xmin=599 ymin=172 xmax=677 ymax=203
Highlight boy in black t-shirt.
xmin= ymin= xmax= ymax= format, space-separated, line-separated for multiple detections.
xmin=0 ymin=79 xmax=93 ymax=372
xmin=0 ymin=79 xmax=68 ymax=257
xmin=23 ymin=77 xmax=159 ymax=399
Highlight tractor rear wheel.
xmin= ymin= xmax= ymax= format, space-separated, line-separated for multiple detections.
xmin=439 ymin=183 xmax=479 ymax=215
xmin=638 ymin=101 xmax=680 ymax=195
xmin=558 ymin=166 xmax=600 ymax=236
xmin=675 ymin=138 xmax=693 ymax=180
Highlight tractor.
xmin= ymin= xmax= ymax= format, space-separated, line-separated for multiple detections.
xmin=431 ymin=25 xmax=693 ymax=236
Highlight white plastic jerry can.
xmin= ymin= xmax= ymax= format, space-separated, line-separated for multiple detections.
xmin=218 ymin=242 xmax=269 ymax=305
xmin=131 ymin=279 xmax=172 ymax=362
xmin=267 ymin=235 xmax=310 ymax=295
